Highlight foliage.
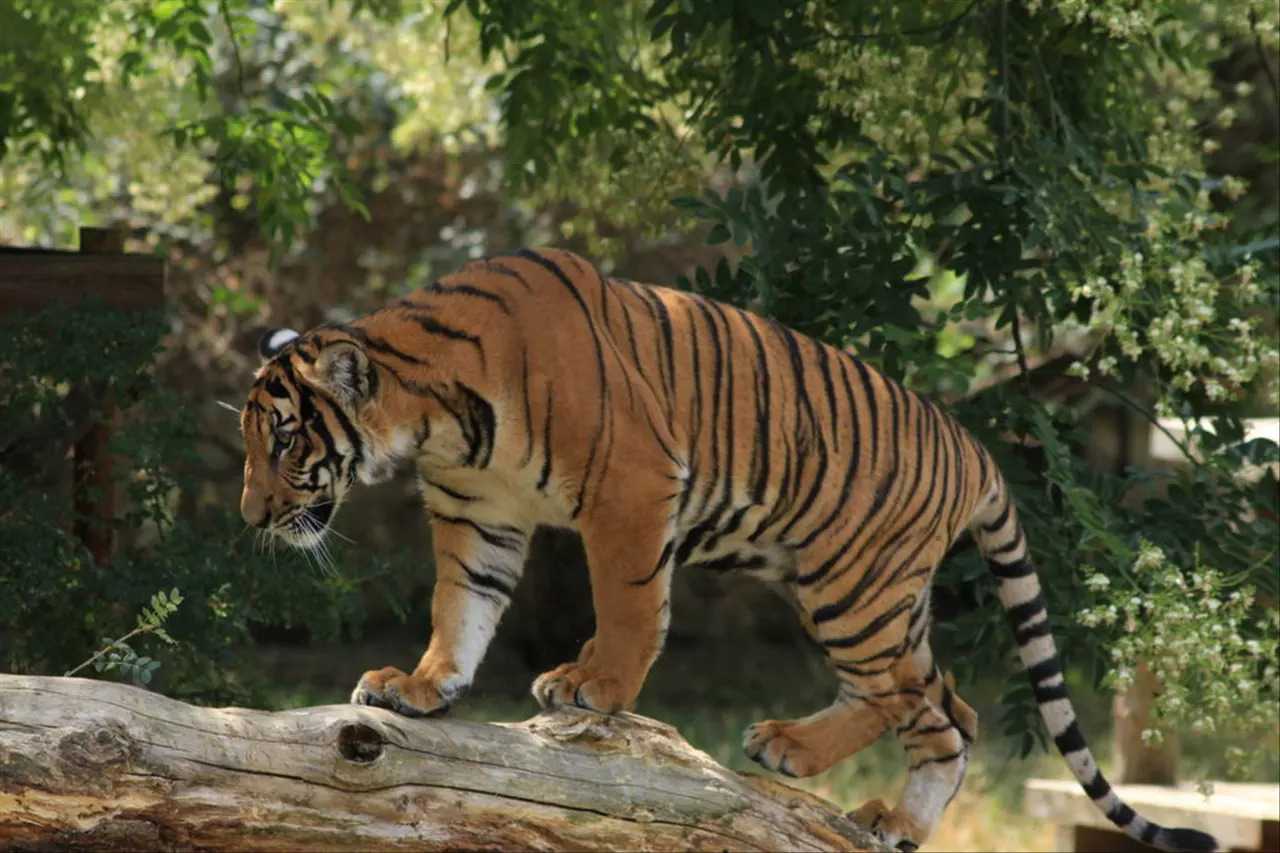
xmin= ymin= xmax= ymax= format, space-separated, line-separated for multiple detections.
xmin=0 ymin=301 xmax=378 ymax=704
xmin=0 ymin=0 xmax=482 ymax=705
xmin=1078 ymin=541 xmax=1280 ymax=781
xmin=0 ymin=0 xmax=103 ymax=165
xmin=448 ymin=0 xmax=1280 ymax=761
xmin=0 ymin=0 xmax=387 ymax=251
xmin=66 ymin=588 xmax=185 ymax=686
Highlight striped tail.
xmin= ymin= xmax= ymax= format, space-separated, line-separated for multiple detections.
xmin=971 ymin=483 xmax=1219 ymax=853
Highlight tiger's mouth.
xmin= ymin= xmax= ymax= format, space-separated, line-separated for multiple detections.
xmin=308 ymin=501 xmax=335 ymax=526
xmin=275 ymin=500 xmax=337 ymax=550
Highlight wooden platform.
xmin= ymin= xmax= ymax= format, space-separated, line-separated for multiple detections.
xmin=1024 ymin=778 xmax=1280 ymax=852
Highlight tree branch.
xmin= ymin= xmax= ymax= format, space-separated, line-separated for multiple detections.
xmin=1251 ymin=9 xmax=1280 ymax=105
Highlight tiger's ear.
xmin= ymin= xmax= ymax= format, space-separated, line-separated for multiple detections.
xmin=259 ymin=327 xmax=300 ymax=361
xmin=314 ymin=340 xmax=375 ymax=406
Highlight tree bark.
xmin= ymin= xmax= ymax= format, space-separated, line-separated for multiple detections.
xmin=0 ymin=674 xmax=886 ymax=853
xmin=1112 ymin=660 xmax=1181 ymax=786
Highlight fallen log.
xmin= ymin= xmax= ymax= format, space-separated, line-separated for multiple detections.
xmin=0 ymin=674 xmax=886 ymax=852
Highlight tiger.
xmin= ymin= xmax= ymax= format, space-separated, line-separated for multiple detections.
xmin=238 ymin=246 xmax=1217 ymax=853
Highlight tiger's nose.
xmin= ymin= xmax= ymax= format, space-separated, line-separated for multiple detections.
xmin=240 ymin=493 xmax=272 ymax=529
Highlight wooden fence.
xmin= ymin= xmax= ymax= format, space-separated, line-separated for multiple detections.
xmin=0 ymin=226 xmax=167 ymax=566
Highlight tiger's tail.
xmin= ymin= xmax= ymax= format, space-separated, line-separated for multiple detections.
xmin=970 ymin=479 xmax=1218 ymax=853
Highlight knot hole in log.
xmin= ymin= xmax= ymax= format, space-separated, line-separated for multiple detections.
xmin=338 ymin=722 xmax=385 ymax=763
xmin=57 ymin=720 xmax=134 ymax=770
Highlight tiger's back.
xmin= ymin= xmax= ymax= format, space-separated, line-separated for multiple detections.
xmin=240 ymin=247 xmax=1217 ymax=853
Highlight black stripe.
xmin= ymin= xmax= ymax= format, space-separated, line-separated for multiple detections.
xmin=798 ymin=468 xmax=893 ymax=587
xmin=833 ymin=657 xmax=899 ymax=678
xmin=519 ymin=353 xmax=535 ymax=467
xmin=618 ymin=283 xmax=656 ymax=400
xmin=704 ymin=299 xmax=739 ymax=525
xmin=264 ymin=377 xmax=292 ymax=399
xmin=738 ymin=311 xmax=773 ymax=506
xmin=817 ymin=343 xmax=840 ymax=455
xmin=479 ymin=255 xmax=534 ymax=288
xmin=1006 ymin=595 xmax=1046 ymax=629
xmin=686 ymin=553 xmax=768 ymax=572
xmin=537 ymin=383 xmax=554 ymax=491
xmin=704 ymin=505 xmax=750 ymax=553
xmin=988 ymin=556 xmax=1035 ymax=579
xmin=982 ymin=500 xmax=1012 ymax=533
xmin=456 ymin=382 xmax=495 ymax=468
xmin=1027 ymin=656 xmax=1063 ymax=686
xmin=359 ymin=330 xmax=429 ymax=365
xmin=820 ymin=595 xmax=914 ymax=644
xmin=423 ymin=479 xmax=478 ymax=503
xmin=1034 ymin=678 xmax=1070 ymax=703
xmin=281 ymin=357 xmax=364 ymax=469
xmin=1014 ymin=616 xmax=1054 ymax=647
xmin=853 ymin=401 xmax=941 ymax=601
xmin=856 ymin=686 xmax=926 ymax=701
xmin=1107 ymin=802 xmax=1136 ymax=827
xmin=896 ymin=705 xmax=934 ymax=734
xmin=850 ymin=356 xmax=879 ymax=470
xmin=445 ymin=576 xmax=504 ymax=606
xmin=988 ymin=535 xmax=1023 ymax=558
xmin=676 ymin=515 xmax=720 ymax=566
xmin=791 ymin=354 xmax=862 ymax=551
xmin=426 ymin=281 xmax=511 ymax=313
xmin=1083 ymin=771 xmax=1110 ymax=800
xmin=908 ymin=749 xmax=965 ymax=771
xmin=651 ymin=293 xmax=679 ymax=416
xmin=628 ymin=284 xmax=676 ymax=420
xmin=775 ymin=326 xmax=829 ymax=538
xmin=517 ymin=249 xmax=607 ymax=518
xmin=433 ymin=514 xmax=524 ymax=551
xmin=630 ymin=538 xmax=674 ymax=587
xmin=1053 ymin=720 xmax=1088 ymax=756
xmin=407 ymin=312 xmax=484 ymax=358
xmin=684 ymin=299 xmax=704 ymax=515
xmin=689 ymin=297 xmax=724 ymax=522
xmin=446 ymin=551 xmax=516 ymax=598
xmin=884 ymin=369 xmax=903 ymax=479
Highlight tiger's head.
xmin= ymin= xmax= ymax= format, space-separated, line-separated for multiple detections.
xmin=238 ymin=326 xmax=403 ymax=549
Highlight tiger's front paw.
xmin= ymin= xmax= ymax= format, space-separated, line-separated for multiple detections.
xmin=350 ymin=665 xmax=468 ymax=718
xmin=531 ymin=662 xmax=637 ymax=714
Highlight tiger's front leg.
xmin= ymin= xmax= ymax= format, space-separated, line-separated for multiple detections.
xmin=351 ymin=512 xmax=530 ymax=717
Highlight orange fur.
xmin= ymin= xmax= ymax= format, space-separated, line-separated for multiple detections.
xmin=238 ymin=248 xmax=1219 ymax=853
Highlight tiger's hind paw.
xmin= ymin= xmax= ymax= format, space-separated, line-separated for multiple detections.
xmin=742 ymin=719 xmax=831 ymax=777
xmin=848 ymin=799 xmax=927 ymax=852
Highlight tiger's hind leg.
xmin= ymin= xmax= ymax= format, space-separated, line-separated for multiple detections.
xmin=850 ymin=602 xmax=979 ymax=851
xmin=741 ymin=579 xmax=923 ymax=786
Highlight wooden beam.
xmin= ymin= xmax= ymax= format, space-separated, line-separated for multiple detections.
xmin=0 ymin=231 xmax=166 ymax=315
xmin=1024 ymin=778 xmax=1279 ymax=852
xmin=0 ymin=674 xmax=887 ymax=853
xmin=66 ymin=228 xmax=140 ymax=567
